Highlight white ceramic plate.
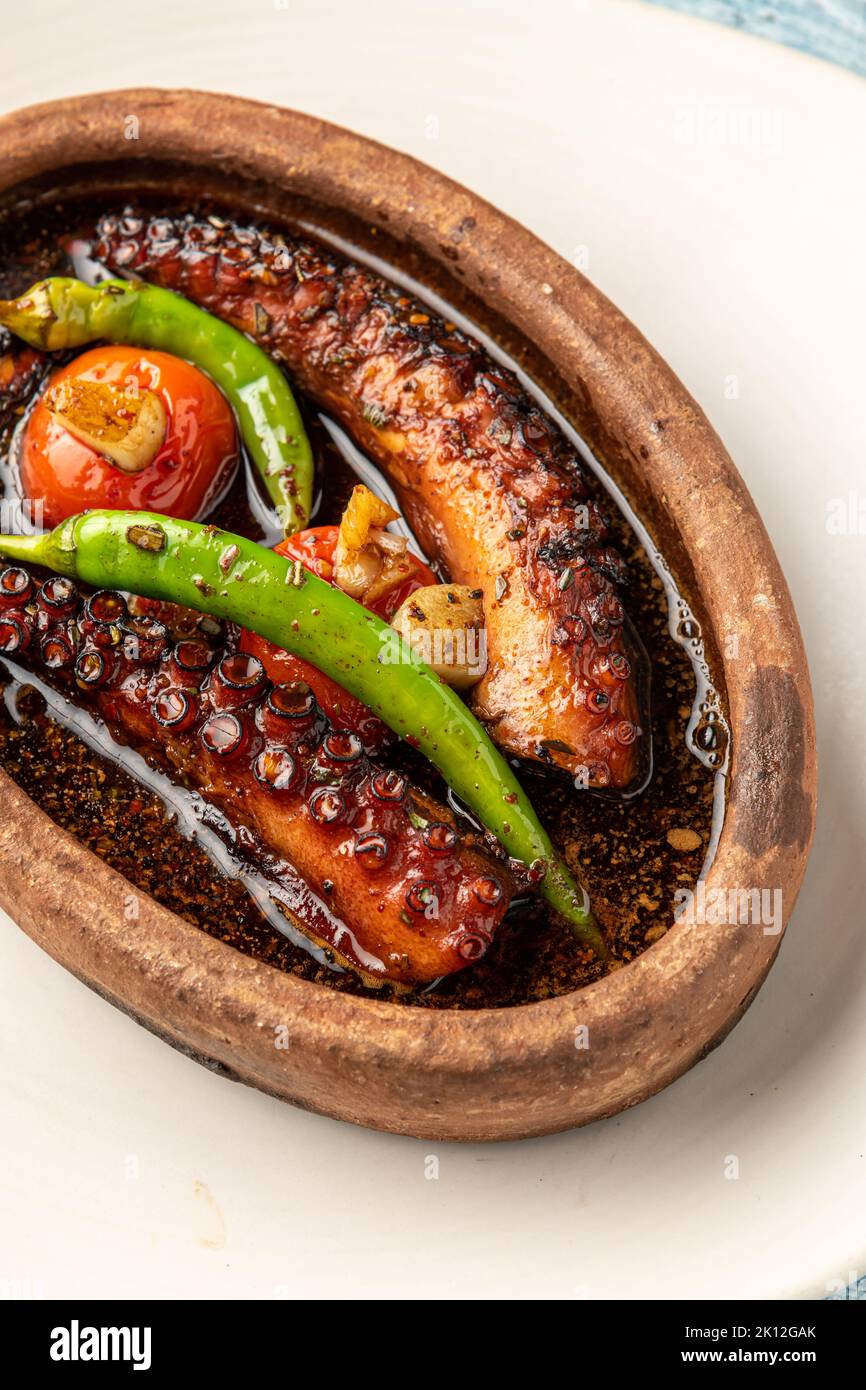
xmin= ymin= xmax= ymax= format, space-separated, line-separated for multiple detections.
xmin=0 ymin=0 xmax=863 ymax=1301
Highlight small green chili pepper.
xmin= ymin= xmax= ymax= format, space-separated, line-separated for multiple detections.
xmin=0 ymin=510 xmax=604 ymax=956
xmin=0 ymin=277 xmax=313 ymax=536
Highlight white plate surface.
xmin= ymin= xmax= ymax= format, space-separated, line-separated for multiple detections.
xmin=0 ymin=0 xmax=863 ymax=1301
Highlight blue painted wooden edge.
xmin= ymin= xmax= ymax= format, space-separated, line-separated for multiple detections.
xmin=643 ymin=1 xmax=866 ymax=78
xmin=827 ymin=1273 xmax=866 ymax=1300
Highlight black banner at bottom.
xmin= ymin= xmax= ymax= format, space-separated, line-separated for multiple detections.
xmin=0 ymin=1295 xmax=858 ymax=1372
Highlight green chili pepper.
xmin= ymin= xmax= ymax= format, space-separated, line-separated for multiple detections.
xmin=0 ymin=510 xmax=604 ymax=956
xmin=0 ymin=277 xmax=313 ymax=536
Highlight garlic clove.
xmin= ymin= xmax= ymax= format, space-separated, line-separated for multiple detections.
xmin=46 ymin=377 xmax=167 ymax=474
xmin=391 ymin=584 xmax=487 ymax=689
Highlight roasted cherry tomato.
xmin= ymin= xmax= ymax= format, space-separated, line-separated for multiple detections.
xmin=239 ymin=525 xmax=436 ymax=750
xmin=274 ymin=526 xmax=437 ymax=620
xmin=19 ymin=345 xmax=238 ymax=528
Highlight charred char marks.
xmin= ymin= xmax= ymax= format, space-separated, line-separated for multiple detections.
xmin=537 ymin=529 xmax=600 ymax=568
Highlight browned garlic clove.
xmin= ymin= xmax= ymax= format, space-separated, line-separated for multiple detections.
xmin=46 ymin=376 xmax=167 ymax=474
xmin=391 ymin=584 xmax=487 ymax=689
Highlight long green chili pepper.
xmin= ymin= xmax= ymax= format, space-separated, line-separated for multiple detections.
xmin=0 ymin=510 xmax=604 ymax=955
xmin=0 ymin=277 xmax=313 ymax=536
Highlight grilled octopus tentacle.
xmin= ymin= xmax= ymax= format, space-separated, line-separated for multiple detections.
xmin=0 ymin=570 xmax=513 ymax=984
xmin=95 ymin=211 xmax=643 ymax=789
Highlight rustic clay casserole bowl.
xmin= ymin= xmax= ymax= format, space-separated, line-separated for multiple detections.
xmin=0 ymin=90 xmax=816 ymax=1140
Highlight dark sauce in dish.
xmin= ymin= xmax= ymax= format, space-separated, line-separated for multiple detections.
xmin=0 ymin=196 xmax=727 ymax=1008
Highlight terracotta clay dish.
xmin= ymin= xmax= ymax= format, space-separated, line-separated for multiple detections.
xmin=0 ymin=90 xmax=816 ymax=1140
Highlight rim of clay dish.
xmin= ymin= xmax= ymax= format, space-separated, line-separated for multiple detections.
xmin=0 ymin=90 xmax=817 ymax=1141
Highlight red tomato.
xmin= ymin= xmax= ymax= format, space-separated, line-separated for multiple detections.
xmin=20 ymin=346 xmax=238 ymax=528
xmin=239 ymin=525 xmax=436 ymax=749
